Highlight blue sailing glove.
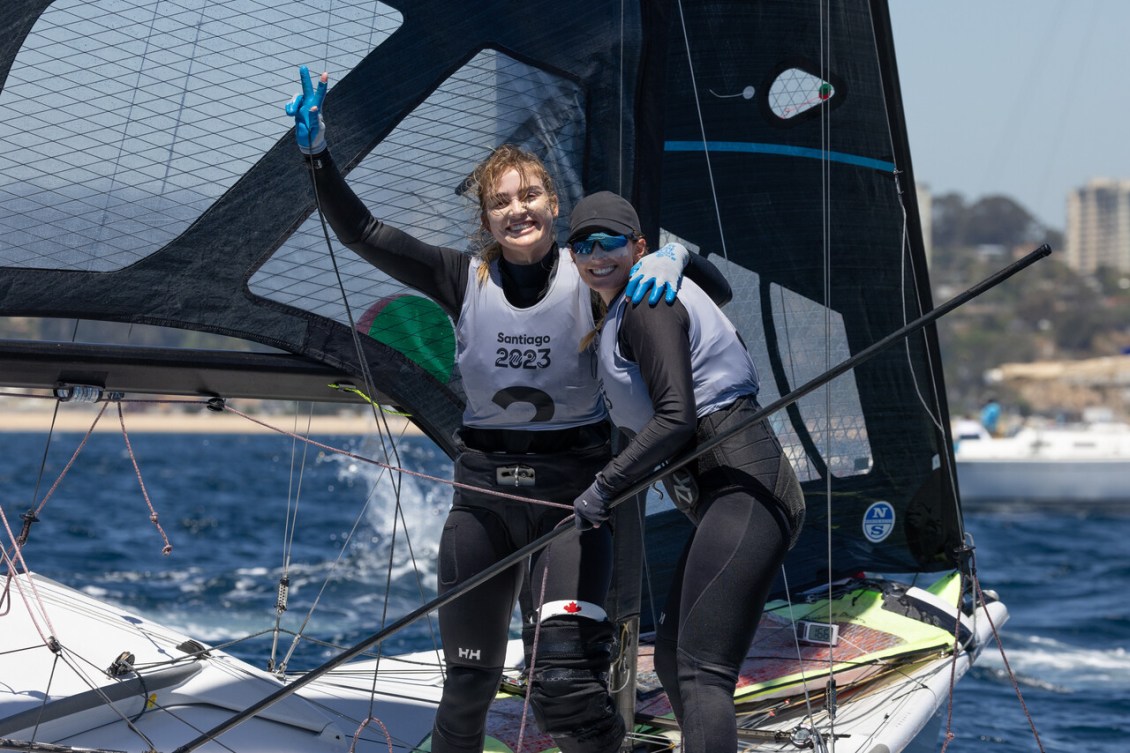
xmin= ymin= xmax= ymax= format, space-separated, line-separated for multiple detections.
xmin=625 ymin=242 xmax=690 ymax=305
xmin=285 ymin=66 xmax=327 ymax=154
xmin=573 ymin=477 xmax=615 ymax=530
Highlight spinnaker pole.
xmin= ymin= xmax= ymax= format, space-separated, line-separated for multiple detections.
xmin=173 ymin=243 xmax=1050 ymax=753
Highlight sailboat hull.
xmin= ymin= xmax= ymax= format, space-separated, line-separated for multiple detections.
xmin=2 ymin=570 xmax=1004 ymax=753
xmin=0 ymin=573 xmax=439 ymax=753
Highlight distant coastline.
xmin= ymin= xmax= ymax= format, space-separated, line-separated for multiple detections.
xmin=0 ymin=405 xmax=417 ymax=436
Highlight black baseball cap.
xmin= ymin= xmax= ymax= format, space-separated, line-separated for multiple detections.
xmin=567 ymin=191 xmax=640 ymax=243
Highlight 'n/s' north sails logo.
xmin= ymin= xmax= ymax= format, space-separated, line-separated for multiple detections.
xmin=862 ymin=501 xmax=895 ymax=543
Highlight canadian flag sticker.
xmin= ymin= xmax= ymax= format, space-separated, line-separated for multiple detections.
xmin=539 ymin=600 xmax=607 ymax=622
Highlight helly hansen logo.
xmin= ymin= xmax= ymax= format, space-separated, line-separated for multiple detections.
xmin=671 ymin=473 xmax=695 ymax=505
xmin=458 ymin=647 xmax=481 ymax=661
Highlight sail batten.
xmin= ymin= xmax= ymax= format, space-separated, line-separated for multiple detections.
xmin=666 ymin=140 xmax=896 ymax=171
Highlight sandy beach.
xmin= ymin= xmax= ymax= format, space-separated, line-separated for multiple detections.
xmin=0 ymin=404 xmax=417 ymax=436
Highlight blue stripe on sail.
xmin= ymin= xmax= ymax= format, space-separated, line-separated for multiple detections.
xmin=665 ymin=140 xmax=895 ymax=172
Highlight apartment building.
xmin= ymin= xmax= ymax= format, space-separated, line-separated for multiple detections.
xmin=1065 ymin=178 xmax=1130 ymax=273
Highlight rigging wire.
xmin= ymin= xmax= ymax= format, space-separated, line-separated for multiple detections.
xmin=0 ymin=567 xmax=164 ymax=752
xmin=617 ymin=0 xmax=626 ymax=194
xmin=297 ymin=1 xmax=450 ymax=700
xmin=7 ymin=406 xmax=109 ymax=542
xmin=957 ymin=547 xmax=1048 ymax=753
xmin=674 ymin=0 xmax=728 ymax=260
xmin=296 ymin=5 xmax=444 ymax=687
xmin=299 ymin=160 xmax=450 ymax=662
xmin=811 ymin=0 xmax=840 ymax=741
xmin=868 ymin=8 xmax=988 ymax=751
xmin=773 ymin=565 xmax=825 ymax=745
xmin=1 ymin=508 xmax=61 ymax=641
xmin=667 ymin=0 xmax=840 ymax=741
xmin=0 ymin=396 xmax=470 ymax=736
xmin=21 ymin=400 xmax=63 ymax=550
xmin=267 ymin=406 xmax=315 ymax=671
xmin=868 ymin=4 xmax=1046 ymax=750
xmin=116 ymin=403 xmax=173 ymax=554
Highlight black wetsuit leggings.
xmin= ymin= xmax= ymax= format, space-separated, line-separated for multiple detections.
xmin=430 ymin=435 xmax=615 ymax=753
xmin=653 ymin=478 xmax=792 ymax=753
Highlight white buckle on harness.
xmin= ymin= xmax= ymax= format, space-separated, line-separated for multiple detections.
xmin=496 ymin=465 xmax=535 ymax=486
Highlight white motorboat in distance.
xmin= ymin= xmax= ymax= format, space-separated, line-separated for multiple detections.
xmin=954 ymin=418 xmax=1130 ymax=506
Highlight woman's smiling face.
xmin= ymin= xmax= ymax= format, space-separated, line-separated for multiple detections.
xmin=570 ymin=232 xmax=646 ymax=303
xmin=482 ymin=168 xmax=558 ymax=263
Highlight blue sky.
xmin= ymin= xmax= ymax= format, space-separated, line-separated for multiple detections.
xmin=888 ymin=1 xmax=1127 ymax=232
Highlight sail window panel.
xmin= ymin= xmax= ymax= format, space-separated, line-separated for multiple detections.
xmin=255 ymin=49 xmax=587 ymax=338
xmin=768 ymin=67 xmax=836 ymax=121
xmin=0 ymin=0 xmax=402 ymax=272
xmin=671 ymin=254 xmax=872 ymax=481
xmin=767 ymin=282 xmax=873 ymax=481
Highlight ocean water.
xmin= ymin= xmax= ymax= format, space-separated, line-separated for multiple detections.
xmin=1 ymin=430 xmax=1127 ymax=752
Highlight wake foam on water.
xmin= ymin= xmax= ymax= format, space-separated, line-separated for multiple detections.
xmin=334 ymin=435 xmax=450 ymax=582
xmin=979 ymin=632 xmax=1130 ymax=690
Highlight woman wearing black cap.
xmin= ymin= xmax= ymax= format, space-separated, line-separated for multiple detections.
xmin=285 ymin=69 xmax=730 ymax=753
xmin=568 ymin=190 xmax=806 ymax=753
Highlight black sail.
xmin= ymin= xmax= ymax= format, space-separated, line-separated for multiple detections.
xmin=0 ymin=0 xmax=958 ymax=596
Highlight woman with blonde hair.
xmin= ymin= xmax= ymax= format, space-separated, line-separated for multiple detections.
xmin=286 ymin=67 xmax=729 ymax=753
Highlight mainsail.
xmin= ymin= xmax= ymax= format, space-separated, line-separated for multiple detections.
xmin=0 ymin=3 xmax=1005 ymax=751
xmin=1 ymin=0 xmax=959 ymax=591
xmin=645 ymin=0 xmax=959 ymax=605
